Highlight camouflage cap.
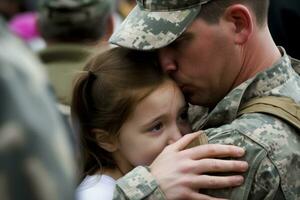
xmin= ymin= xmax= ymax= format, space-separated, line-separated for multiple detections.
xmin=39 ymin=0 xmax=112 ymax=23
xmin=109 ymin=0 xmax=211 ymax=50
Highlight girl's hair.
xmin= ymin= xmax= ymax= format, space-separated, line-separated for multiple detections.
xmin=71 ymin=47 xmax=167 ymax=179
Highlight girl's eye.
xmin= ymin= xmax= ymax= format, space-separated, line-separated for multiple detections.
xmin=149 ymin=122 xmax=163 ymax=133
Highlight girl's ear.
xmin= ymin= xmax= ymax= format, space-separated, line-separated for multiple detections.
xmin=92 ymin=129 xmax=118 ymax=152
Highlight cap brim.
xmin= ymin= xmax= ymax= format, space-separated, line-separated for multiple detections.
xmin=109 ymin=5 xmax=200 ymax=50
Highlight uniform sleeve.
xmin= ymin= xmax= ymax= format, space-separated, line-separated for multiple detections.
xmin=113 ymin=166 xmax=166 ymax=200
xmin=248 ymin=157 xmax=282 ymax=199
xmin=203 ymin=129 xmax=282 ymax=200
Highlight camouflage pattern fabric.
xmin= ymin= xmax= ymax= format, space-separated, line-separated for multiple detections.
xmin=113 ymin=166 xmax=166 ymax=200
xmin=0 ymin=18 xmax=76 ymax=200
xmin=189 ymin=47 xmax=300 ymax=199
xmin=113 ymin=48 xmax=300 ymax=199
xmin=109 ymin=0 xmax=213 ymax=50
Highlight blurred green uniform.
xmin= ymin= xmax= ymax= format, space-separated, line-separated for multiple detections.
xmin=39 ymin=44 xmax=92 ymax=105
xmin=0 ymin=17 xmax=76 ymax=200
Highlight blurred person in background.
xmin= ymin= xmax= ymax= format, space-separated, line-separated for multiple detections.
xmin=37 ymin=0 xmax=114 ymax=116
xmin=116 ymin=0 xmax=136 ymax=19
xmin=0 ymin=0 xmax=24 ymax=21
xmin=9 ymin=11 xmax=46 ymax=51
xmin=0 ymin=15 xmax=76 ymax=200
xmin=0 ymin=0 xmax=46 ymax=51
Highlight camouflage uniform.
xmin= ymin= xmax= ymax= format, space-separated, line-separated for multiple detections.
xmin=113 ymin=166 xmax=166 ymax=200
xmin=113 ymin=48 xmax=300 ymax=200
xmin=0 ymin=17 xmax=76 ymax=200
xmin=190 ymin=48 xmax=300 ymax=199
xmin=110 ymin=1 xmax=300 ymax=199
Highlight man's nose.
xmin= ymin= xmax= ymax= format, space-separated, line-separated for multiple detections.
xmin=167 ymin=126 xmax=182 ymax=145
xmin=158 ymin=48 xmax=177 ymax=73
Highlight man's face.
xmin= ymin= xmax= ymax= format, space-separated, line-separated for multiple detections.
xmin=159 ymin=17 xmax=242 ymax=108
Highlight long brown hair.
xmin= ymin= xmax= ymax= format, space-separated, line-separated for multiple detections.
xmin=71 ymin=47 xmax=167 ymax=179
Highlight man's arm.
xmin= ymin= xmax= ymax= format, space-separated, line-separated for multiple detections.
xmin=113 ymin=166 xmax=166 ymax=200
xmin=114 ymin=132 xmax=248 ymax=200
xmin=201 ymin=126 xmax=284 ymax=200
xmin=248 ymin=158 xmax=281 ymax=199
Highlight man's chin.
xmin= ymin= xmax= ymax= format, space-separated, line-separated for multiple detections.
xmin=185 ymin=93 xmax=210 ymax=107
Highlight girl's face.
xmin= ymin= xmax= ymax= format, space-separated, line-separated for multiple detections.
xmin=114 ymin=80 xmax=191 ymax=173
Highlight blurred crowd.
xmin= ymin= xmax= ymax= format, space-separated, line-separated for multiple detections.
xmin=0 ymin=0 xmax=138 ymax=113
xmin=0 ymin=0 xmax=136 ymax=51
xmin=1 ymin=0 xmax=299 ymax=58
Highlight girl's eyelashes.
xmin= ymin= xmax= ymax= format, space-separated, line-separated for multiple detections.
xmin=148 ymin=122 xmax=163 ymax=133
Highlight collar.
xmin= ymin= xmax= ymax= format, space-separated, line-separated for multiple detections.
xmin=204 ymin=47 xmax=295 ymax=128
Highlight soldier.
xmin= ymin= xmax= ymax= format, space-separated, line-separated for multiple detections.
xmin=37 ymin=0 xmax=114 ymax=106
xmin=110 ymin=0 xmax=300 ymax=199
xmin=0 ymin=17 xmax=76 ymax=200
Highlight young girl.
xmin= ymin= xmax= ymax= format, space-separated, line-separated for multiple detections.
xmin=72 ymin=47 xmax=191 ymax=200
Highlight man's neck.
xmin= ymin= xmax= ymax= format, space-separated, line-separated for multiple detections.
xmin=232 ymin=27 xmax=282 ymax=88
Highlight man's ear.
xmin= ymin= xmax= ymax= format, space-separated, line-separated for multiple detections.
xmin=224 ymin=4 xmax=253 ymax=44
xmin=92 ymin=129 xmax=118 ymax=152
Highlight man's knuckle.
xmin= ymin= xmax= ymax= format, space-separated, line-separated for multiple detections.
xmin=207 ymin=177 xmax=218 ymax=187
xmin=177 ymin=189 xmax=191 ymax=198
xmin=211 ymin=160 xmax=222 ymax=170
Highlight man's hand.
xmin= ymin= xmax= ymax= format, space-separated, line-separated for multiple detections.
xmin=149 ymin=132 xmax=248 ymax=200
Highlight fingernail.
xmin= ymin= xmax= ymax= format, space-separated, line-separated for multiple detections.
xmin=237 ymin=147 xmax=245 ymax=156
xmin=235 ymin=176 xmax=244 ymax=185
xmin=241 ymin=162 xmax=248 ymax=171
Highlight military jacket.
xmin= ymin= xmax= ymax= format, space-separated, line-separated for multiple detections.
xmin=0 ymin=18 xmax=76 ymax=200
xmin=113 ymin=48 xmax=300 ymax=200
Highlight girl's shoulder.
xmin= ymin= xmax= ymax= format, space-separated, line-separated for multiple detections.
xmin=76 ymin=174 xmax=116 ymax=200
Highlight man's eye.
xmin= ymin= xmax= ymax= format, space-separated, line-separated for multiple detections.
xmin=169 ymin=41 xmax=180 ymax=48
xmin=170 ymin=35 xmax=191 ymax=49
xmin=170 ymin=39 xmax=185 ymax=49
xmin=179 ymin=109 xmax=189 ymax=122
